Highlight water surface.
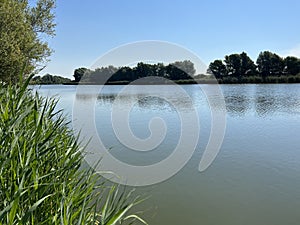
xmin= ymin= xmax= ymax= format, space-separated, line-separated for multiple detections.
xmin=35 ymin=84 xmax=300 ymax=225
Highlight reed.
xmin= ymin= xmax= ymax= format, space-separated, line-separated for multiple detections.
xmin=0 ymin=76 xmax=146 ymax=224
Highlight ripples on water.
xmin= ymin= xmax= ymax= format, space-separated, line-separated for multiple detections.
xmin=223 ymin=84 xmax=300 ymax=117
xmin=34 ymin=84 xmax=300 ymax=225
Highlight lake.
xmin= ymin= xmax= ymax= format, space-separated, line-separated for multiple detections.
xmin=35 ymin=84 xmax=300 ymax=225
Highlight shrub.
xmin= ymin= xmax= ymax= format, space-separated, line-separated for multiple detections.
xmin=241 ymin=76 xmax=263 ymax=83
xmin=294 ymin=74 xmax=300 ymax=82
xmin=221 ymin=76 xmax=239 ymax=84
xmin=287 ymin=76 xmax=296 ymax=83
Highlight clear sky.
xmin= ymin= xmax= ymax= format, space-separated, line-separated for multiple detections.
xmin=42 ymin=0 xmax=300 ymax=78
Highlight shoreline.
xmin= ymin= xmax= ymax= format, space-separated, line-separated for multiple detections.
xmin=62 ymin=80 xmax=300 ymax=85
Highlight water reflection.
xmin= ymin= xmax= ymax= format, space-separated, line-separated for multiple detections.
xmin=255 ymin=96 xmax=278 ymax=116
xmin=74 ymin=84 xmax=300 ymax=118
xmin=222 ymin=84 xmax=300 ymax=117
xmin=96 ymin=94 xmax=194 ymax=112
xmin=76 ymin=85 xmax=196 ymax=112
xmin=137 ymin=96 xmax=176 ymax=111
xmin=225 ymin=95 xmax=251 ymax=116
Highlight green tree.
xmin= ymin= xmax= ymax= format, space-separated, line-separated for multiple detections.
xmin=134 ymin=62 xmax=157 ymax=79
xmin=224 ymin=54 xmax=242 ymax=77
xmin=155 ymin=63 xmax=166 ymax=77
xmin=165 ymin=60 xmax=195 ymax=80
xmin=284 ymin=56 xmax=300 ymax=75
xmin=112 ymin=66 xmax=134 ymax=81
xmin=224 ymin=52 xmax=256 ymax=78
xmin=0 ymin=0 xmax=55 ymax=83
xmin=207 ymin=59 xmax=228 ymax=79
xmin=171 ymin=60 xmax=196 ymax=77
xmin=93 ymin=66 xmax=118 ymax=83
xmin=256 ymin=51 xmax=284 ymax=77
xmin=240 ymin=52 xmax=257 ymax=76
xmin=73 ymin=67 xmax=89 ymax=82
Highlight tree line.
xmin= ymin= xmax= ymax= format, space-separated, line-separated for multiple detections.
xmin=72 ymin=51 xmax=300 ymax=84
xmin=73 ymin=60 xmax=196 ymax=84
xmin=208 ymin=51 xmax=300 ymax=83
xmin=1 ymin=1 xmax=300 ymax=85
xmin=31 ymin=74 xmax=71 ymax=84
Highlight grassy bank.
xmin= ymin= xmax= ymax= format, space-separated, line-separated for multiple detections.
xmin=217 ymin=74 xmax=300 ymax=84
xmin=0 ymin=77 xmax=146 ymax=224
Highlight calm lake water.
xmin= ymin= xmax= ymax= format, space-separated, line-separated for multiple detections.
xmin=35 ymin=84 xmax=300 ymax=225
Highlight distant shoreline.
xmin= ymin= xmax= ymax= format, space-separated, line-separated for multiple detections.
xmin=62 ymin=78 xmax=300 ymax=85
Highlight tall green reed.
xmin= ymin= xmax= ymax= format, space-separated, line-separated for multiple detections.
xmin=0 ymin=77 xmax=147 ymax=224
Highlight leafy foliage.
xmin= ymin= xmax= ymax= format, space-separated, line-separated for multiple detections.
xmin=207 ymin=59 xmax=227 ymax=79
xmin=256 ymin=51 xmax=284 ymax=77
xmin=31 ymin=74 xmax=71 ymax=84
xmin=73 ymin=60 xmax=196 ymax=84
xmin=284 ymin=56 xmax=300 ymax=75
xmin=208 ymin=51 xmax=300 ymax=83
xmin=74 ymin=68 xmax=90 ymax=82
xmin=0 ymin=0 xmax=55 ymax=83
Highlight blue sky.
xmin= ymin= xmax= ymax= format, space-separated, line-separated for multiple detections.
xmin=42 ymin=0 xmax=300 ymax=78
